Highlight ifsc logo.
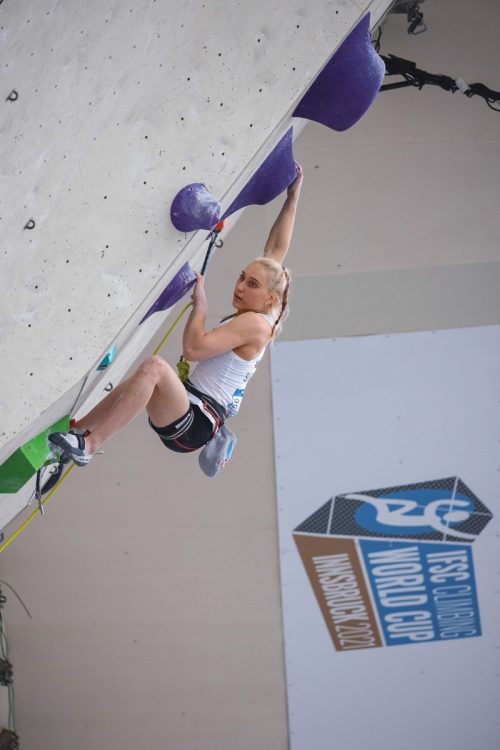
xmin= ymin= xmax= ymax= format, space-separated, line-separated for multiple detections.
xmin=293 ymin=477 xmax=492 ymax=651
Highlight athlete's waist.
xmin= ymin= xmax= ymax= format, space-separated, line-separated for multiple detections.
xmin=184 ymin=380 xmax=226 ymax=424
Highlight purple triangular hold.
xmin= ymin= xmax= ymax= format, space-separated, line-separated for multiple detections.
xmin=170 ymin=183 xmax=221 ymax=232
xmin=222 ymin=127 xmax=297 ymax=220
xmin=293 ymin=14 xmax=385 ymax=132
xmin=140 ymin=262 xmax=196 ymax=324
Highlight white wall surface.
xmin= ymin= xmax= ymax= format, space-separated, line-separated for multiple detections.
xmin=271 ymin=328 xmax=500 ymax=750
xmin=0 ymin=1 xmax=499 ymax=749
xmin=1 ymin=0 xmax=395 ymax=532
xmin=0 ymin=0 xmax=372 ymax=452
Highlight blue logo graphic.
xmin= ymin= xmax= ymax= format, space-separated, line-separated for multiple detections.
xmin=360 ymin=539 xmax=481 ymax=645
xmin=294 ymin=477 xmax=492 ymax=649
xmin=352 ymin=487 xmax=476 ymax=540
xmin=332 ymin=477 xmax=492 ymax=544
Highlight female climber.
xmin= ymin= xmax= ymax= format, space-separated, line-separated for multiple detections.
xmin=49 ymin=163 xmax=303 ymax=466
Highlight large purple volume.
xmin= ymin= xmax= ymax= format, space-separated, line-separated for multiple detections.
xmin=170 ymin=183 xmax=221 ymax=232
xmin=222 ymin=127 xmax=297 ymax=220
xmin=293 ymin=14 xmax=385 ymax=132
xmin=140 ymin=262 xmax=196 ymax=324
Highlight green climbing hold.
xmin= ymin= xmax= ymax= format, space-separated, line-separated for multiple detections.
xmin=0 ymin=415 xmax=70 ymax=493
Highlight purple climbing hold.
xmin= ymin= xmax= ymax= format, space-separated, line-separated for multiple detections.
xmin=222 ymin=127 xmax=297 ymax=220
xmin=293 ymin=14 xmax=385 ymax=132
xmin=171 ymin=128 xmax=296 ymax=229
xmin=140 ymin=262 xmax=197 ymax=324
xmin=170 ymin=183 xmax=221 ymax=232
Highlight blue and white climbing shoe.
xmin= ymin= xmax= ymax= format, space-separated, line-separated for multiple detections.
xmin=48 ymin=431 xmax=93 ymax=467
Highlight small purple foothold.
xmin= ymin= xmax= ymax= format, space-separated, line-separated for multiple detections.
xmin=293 ymin=14 xmax=385 ymax=132
xmin=170 ymin=183 xmax=221 ymax=232
xmin=222 ymin=127 xmax=296 ymax=220
xmin=140 ymin=262 xmax=197 ymax=324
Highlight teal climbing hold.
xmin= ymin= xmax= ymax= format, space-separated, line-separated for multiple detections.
xmin=97 ymin=344 xmax=118 ymax=371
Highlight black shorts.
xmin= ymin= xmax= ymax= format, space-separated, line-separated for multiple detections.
xmin=149 ymin=381 xmax=226 ymax=454
xmin=149 ymin=405 xmax=214 ymax=453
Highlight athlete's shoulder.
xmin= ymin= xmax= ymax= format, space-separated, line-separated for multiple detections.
xmin=234 ymin=311 xmax=273 ymax=332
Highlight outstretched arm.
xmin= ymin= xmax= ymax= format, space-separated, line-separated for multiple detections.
xmin=264 ymin=163 xmax=303 ymax=265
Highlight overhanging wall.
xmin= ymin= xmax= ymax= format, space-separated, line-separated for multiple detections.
xmin=0 ymin=0 xmax=393 ymax=527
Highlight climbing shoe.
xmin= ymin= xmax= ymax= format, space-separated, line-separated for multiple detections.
xmin=69 ymin=419 xmax=90 ymax=436
xmin=48 ymin=431 xmax=93 ymax=467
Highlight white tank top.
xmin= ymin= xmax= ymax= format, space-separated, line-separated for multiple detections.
xmin=188 ymin=313 xmax=274 ymax=417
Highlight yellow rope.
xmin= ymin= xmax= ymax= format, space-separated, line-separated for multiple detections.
xmin=0 ymin=463 xmax=75 ymax=554
xmin=153 ymin=302 xmax=192 ymax=356
xmin=0 ymin=301 xmax=193 ymax=555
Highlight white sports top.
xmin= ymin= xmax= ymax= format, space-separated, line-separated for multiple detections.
xmin=188 ymin=313 xmax=274 ymax=417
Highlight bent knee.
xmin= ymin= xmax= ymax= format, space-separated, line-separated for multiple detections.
xmin=149 ymin=354 xmax=168 ymax=369
xmin=139 ymin=355 xmax=170 ymax=378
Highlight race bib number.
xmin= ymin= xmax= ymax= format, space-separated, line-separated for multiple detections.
xmin=226 ymin=388 xmax=245 ymax=417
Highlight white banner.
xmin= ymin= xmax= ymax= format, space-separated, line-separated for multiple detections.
xmin=271 ymin=325 xmax=500 ymax=750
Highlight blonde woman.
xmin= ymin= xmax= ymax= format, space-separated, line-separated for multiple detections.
xmin=49 ymin=164 xmax=303 ymax=464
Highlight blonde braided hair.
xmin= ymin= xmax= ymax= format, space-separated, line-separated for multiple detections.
xmin=253 ymin=257 xmax=291 ymax=339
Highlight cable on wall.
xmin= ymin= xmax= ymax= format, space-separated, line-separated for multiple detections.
xmin=379 ymin=53 xmax=500 ymax=111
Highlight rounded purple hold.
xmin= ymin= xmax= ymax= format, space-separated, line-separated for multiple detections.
xmin=293 ymin=14 xmax=385 ymax=132
xmin=170 ymin=183 xmax=221 ymax=232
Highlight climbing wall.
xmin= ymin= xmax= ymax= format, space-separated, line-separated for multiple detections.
xmin=0 ymin=0 xmax=393 ymax=529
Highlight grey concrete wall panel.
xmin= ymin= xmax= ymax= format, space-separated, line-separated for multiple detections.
xmin=283 ymin=261 xmax=500 ymax=340
xmin=1 ymin=1 xmax=394 ymax=525
xmin=1 ymin=0 xmax=388 ymax=449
